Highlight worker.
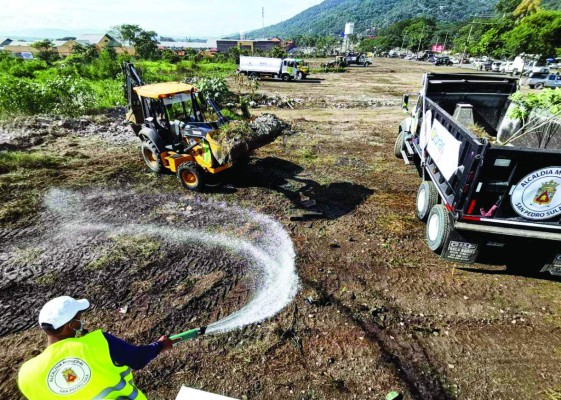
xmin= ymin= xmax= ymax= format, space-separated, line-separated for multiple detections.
xmin=18 ymin=296 xmax=176 ymax=399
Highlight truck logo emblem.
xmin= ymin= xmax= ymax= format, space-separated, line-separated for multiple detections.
xmin=533 ymin=180 xmax=559 ymax=205
xmin=511 ymin=167 xmax=561 ymax=220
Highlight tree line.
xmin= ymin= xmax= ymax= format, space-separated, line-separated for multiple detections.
xmin=354 ymin=0 xmax=560 ymax=59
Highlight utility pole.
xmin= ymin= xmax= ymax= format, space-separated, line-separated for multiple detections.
xmin=442 ymin=32 xmax=448 ymax=53
xmin=460 ymin=24 xmax=474 ymax=68
xmin=460 ymin=15 xmax=498 ymax=68
xmin=262 ymin=4 xmax=265 ymax=37
xmin=401 ymin=32 xmax=408 ymax=51
xmin=416 ymin=25 xmax=425 ymax=55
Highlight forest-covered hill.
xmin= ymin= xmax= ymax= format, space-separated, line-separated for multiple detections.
xmin=246 ymin=0 xmax=500 ymax=38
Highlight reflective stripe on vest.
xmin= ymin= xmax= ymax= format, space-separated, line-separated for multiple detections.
xmin=18 ymin=330 xmax=147 ymax=400
xmin=92 ymin=368 xmax=131 ymax=399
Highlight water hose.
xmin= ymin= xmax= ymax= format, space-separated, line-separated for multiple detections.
xmin=170 ymin=326 xmax=207 ymax=347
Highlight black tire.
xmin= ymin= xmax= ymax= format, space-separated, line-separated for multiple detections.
xmin=426 ymin=204 xmax=454 ymax=253
xmin=363 ymin=62 xmax=370 ymax=67
xmin=141 ymin=139 xmax=165 ymax=173
xmin=249 ymin=72 xmax=260 ymax=79
xmin=282 ymin=74 xmax=291 ymax=82
xmin=535 ymin=83 xmax=544 ymax=90
xmin=177 ymin=162 xmax=204 ymax=191
xmin=394 ymin=131 xmax=406 ymax=159
xmin=296 ymin=71 xmax=304 ymax=80
xmin=416 ymin=181 xmax=439 ymax=222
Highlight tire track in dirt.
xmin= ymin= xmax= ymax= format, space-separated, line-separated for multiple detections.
xmin=0 ymin=189 xmax=298 ymax=342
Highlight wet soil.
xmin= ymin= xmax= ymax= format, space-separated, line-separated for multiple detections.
xmin=1 ymin=58 xmax=561 ymax=400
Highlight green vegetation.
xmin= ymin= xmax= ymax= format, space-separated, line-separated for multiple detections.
xmin=0 ymin=52 xmax=236 ymax=118
xmin=509 ymin=88 xmax=561 ymax=122
xmin=246 ymin=0 xmax=497 ymax=38
xmin=87 ymin=234 xmax=162 ymax=270
xmin=355 ymin=0 xmax=561 ymax=59
xmin=0 ymin=24 xmax=238 ymax=118
xmin=0 ymin=151 xmax=62 ymax=174
xmin=0 ymin=151 xmax=64 ymax=225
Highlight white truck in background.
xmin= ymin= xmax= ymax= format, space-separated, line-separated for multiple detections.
xmin=238 ymin=56 xmax=310 ymax=81
xmin=505 ymin=56 xmax=549 ymax=76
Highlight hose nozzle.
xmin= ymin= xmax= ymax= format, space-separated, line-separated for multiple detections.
xmin=170 ymin=326 xmax=207 ymax=346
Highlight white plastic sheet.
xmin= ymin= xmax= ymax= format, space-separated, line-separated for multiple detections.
xmin=176 ymin=386 xmax=238 ymax=400
xmin=426 ymin=119 xmax=461 ymax=181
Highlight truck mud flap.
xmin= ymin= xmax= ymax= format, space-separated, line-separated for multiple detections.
xmin=540 ymin=254 xmax=561 ymax=276
xmin=440 ymin=230 xmax=480 ymax=264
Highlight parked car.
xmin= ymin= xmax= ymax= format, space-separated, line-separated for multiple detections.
xmin=474 ymin=60 xmax=492 ymax=71
xmin=527 ymin=73 xmax=561 ymax=89
xmin=499 ymin=61 xmax=513 ymax=73
xmin=491 ymin=61 xmax=502 ymax=72
xmin=434 ymin=56 xmax=453 ymax=66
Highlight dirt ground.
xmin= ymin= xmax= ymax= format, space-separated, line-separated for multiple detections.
xmin=2 ymin=58 xmax=561 ymax=400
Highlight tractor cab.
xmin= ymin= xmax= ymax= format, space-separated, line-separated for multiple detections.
xmin=132 ymin=82 xmax=226 ymax=151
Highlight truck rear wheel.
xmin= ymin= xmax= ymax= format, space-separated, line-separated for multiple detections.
xmin=394 ymin=131 xmax=406 ymax=159
xmin=141 ymin=139 xmax=165 ymax=173
xmin=177 ymin=162 xmax=204 ymax=191
xmin=296 ymin=72 xmax=304 ymax=80
xmin=416 ymin=181 xmax=439 ymax=222
xmin=249 ymin=72 xmax=260 ymax=80
xmin=426 ymin=204 xmax=453 ymax=253
xmin=282 ymin=74 xmax=291 ymax=82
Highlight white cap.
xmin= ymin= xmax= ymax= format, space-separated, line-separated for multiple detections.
xmin=39 ymin=296 xmax=90 ymax=330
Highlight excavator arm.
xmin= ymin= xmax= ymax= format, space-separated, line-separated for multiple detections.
xmin=122 ymin=62 xmax=148 ymax=133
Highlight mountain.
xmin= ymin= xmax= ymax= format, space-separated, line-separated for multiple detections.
xmin=0 ymin=28 xmax=105 ymax=41
xmin=246 ymin=0 xmax=499 ymax=38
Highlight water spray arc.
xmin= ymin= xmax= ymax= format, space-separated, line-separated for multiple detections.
xmin=45 ymin=189 xmax=300 ymax=343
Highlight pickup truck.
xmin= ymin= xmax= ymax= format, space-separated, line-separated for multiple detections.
xmin=526 ymin=73 xmax=561 ymax=89
xmin=395 ymin=73 xmax=561 ymax=274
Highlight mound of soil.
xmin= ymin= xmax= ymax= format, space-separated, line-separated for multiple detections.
xmin=0 ymin=108 xmax=134 ymax=151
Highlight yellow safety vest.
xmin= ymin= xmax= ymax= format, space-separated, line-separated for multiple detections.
xmin=18 ymin=330 xmax=147 ymax=400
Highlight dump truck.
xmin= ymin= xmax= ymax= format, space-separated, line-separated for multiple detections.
xmin=395 ymin=73 xmax=561 ymax=274
xmin=122 ymin=62 xmax=286 ymax=191
xmin=238 ymin=56 xmax=309 ymax=81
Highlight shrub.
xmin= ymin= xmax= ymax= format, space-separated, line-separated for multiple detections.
xmin=192 ymin=76 xmax=232 ymax=105
xmin=0 ymin=76 xmax=97 ymax=117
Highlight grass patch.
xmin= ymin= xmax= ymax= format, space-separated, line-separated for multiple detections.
xmin=10 ymin=247 xmax=42 ymax=266
xmin=542 ymin=388 xmax=561 ymax=400
xmin=0 ymin=151 xmax=62 ymax=173
xmin=35 ymin=271 xmax=59 ymax=286
xmin=87 ymin=235 xmax=161 ymax=270
xmin=0 ymin=151 xmax=64 ymax=225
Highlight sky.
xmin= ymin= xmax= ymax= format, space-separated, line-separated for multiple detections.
xmin=0 ymin=0 xmax=324 ymax=38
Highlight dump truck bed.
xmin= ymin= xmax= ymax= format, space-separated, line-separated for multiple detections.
xmin=402 ymin=73 xmax=561 ymax=269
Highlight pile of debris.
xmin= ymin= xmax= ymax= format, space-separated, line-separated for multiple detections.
xmin=243 ymin=94 xmax=305 ymax=109
xmin=212 ymin=113 xmax=290 ymax=164
xmin=0 ymin=108 xmax=134 ymax=151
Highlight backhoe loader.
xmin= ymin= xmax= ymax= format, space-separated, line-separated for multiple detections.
xmin=123 ymin=62 xmax=234 ymax=191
